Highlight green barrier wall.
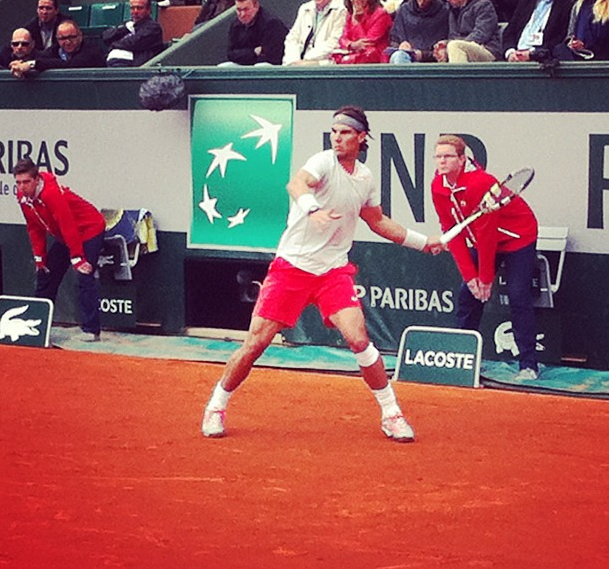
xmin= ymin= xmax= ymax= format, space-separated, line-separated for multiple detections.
xmin=1 ymin=63 xmax=608 ymax=369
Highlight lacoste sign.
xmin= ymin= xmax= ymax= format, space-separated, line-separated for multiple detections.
xmin=394 ymin=326 xmax=482 ymax=387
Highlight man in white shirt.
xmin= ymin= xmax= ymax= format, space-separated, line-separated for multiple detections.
xmin=201 ymin=106 xmax=440 ymax=443
xmin=502 ymin=0 xmax=573 ymax=61
xmin=282 ymin=0 xmax=347 ymax=65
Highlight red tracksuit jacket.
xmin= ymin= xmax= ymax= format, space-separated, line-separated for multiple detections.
xmin=431 ymin=165 xmax=538 ymax=285
xmin=17 ymin=172 xmax=105 ymax=266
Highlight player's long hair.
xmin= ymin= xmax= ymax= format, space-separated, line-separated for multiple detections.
xmin=333 ymin=105 xmax=371 ymax=152
xmin=574 ymin=0 xmax=609 ymax=23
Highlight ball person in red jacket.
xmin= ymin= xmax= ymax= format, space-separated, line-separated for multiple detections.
xmin=430 ymin=135 xmax=539 ymax=380
xmin=14 ymin=158 xmax=106 ymax=342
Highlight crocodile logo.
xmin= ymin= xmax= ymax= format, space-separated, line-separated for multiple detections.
xmin=0 ymin=305 xmax=42 ymax=342
xmin=494 ymin=320 xmax=545 ymax=356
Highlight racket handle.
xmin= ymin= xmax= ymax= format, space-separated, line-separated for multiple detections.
xmin=440 ymin=210 xmax=483 ymax=244
xmin=440 ymin=222 xmax=466 ymax=245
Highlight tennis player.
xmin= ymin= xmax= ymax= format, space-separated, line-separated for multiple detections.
xmin=13 ymin=158 xmax=105 ymax=342
xmin=431 ymin=134 xmax=539 ymax=380
xmin=202 ymin=105 xmax=440 ymax=443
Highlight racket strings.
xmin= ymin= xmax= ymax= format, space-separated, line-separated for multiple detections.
xmin=481 ymin=183 xmax=513 ymax=212
xmin=481 ymin=169 xmax=534 ymax=213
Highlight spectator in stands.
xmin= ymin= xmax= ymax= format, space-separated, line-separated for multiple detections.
xmin=9 ymin=21 xmax=106 ymax=78
xmin=434 ymin=0 xmax=503 ymax=61
xmin=103 ymin=0 xmax=165 ymax=67
xmin=387 ymin=0 xmax=449 ymax=63
xmin=502 ymin=0 xmax=573 ymax=62
xmin=193 ymin=0 xmax=235 ymax=29
xmin=0 ymin=29 xmax=38 ymax=70
xmin=283 ymin=0 xmax=348 ymax=66
xmin=25 ymin=0 xmax=67 ymax=52
xmin=553 ymin=0 xmax=609 ymax=60
xmin=332 ymin=0 xmax=393 ymax=64
xmin=219 ymin=0 xmax=288 ymax=65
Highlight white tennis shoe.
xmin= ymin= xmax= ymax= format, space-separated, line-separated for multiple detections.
xmin=514 ymin=368 xmax=538 ymax=381
xmin=202 ymin=408 xmax=226 ymax=438
xmin=381 ymin=414 xmax=415 ymax=443
xmin=74 ymin=332 xmax=101 ymax=343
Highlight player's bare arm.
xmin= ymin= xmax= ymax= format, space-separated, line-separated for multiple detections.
xmin=286 ymin=168 xmax=319 ymax=202
xmin=360 ymin=205 xmax=438 ymax=252
xmin=360 ymin=205 xmax=406 ymax=243
xmin=287 ymin=168 xmax=341 ymax=224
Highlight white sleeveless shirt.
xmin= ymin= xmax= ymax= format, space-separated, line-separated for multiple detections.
xmin=276 ymin=149 xmax=380 ymax=275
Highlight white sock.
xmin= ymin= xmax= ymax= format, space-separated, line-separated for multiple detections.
xmin=207 ymin=381 xmax=233 ymax=411
xmin=372 ymin=383 xmax=402 ymax=418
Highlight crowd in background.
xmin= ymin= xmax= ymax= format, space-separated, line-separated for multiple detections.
xmin=1 ymin=0 xmax=608 ymax=77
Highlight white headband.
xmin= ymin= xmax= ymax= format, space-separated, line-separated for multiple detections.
xmin=332 ymin=113 xmax=367 ymax=133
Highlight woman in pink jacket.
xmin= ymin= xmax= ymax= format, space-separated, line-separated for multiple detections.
xmin=333 ymin=0 xmax=393 ymax=63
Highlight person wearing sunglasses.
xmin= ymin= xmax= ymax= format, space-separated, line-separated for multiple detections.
xmin=24 ymin=0 xmax=67 ymax=52
xmin=0 ymin=28 xmax=38 ymax=70
xmin=10 ymin=20 xmax=106 ymax=78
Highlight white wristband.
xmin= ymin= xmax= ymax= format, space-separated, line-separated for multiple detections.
xmin=402 ymin=229 xmax=428 ymax=251
xmin=297 ymin=193 xmax=321 ymax=214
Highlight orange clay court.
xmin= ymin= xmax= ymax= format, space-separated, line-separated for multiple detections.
xmin=1 ymin=344 xmax=608 ymax=569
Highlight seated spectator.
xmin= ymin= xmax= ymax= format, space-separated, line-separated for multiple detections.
xmin=503 ymin=0 xmax=573 ymax=62
xmin=9 ymin=21 xmax=106 ymax=78
xmin=193 ymin=0 xmax=235 ymax=29
xmin=387 ymin=0 xmax=449 ymax=63
xmin=553 ymin=0 xmax=609 ymax=60
xmin=25 ymin=0 xmax=67 ymax=52
xmin=332 ymin=0 xmax=393 ymax=64
xmin=219 ymin=0 xmax=288 ymax=66
xmin=435 ymin=0 xmax=503 ymax=61
xmin=283 ymin=0 xmax=348 ymax=66
xmin=103 ymin=0 xmax=165 ymax=67
xmin=0 ymin=29 xmax=38 ymax=71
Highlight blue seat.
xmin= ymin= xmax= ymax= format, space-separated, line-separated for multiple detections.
xmin=60 ymin=4 xmax=91 ymax=28
xmin=89 ymin=2 xmax=125 ymax=28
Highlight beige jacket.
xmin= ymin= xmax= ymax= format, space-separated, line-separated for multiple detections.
xmin=283 ymin=0 xmax=347 ymax=65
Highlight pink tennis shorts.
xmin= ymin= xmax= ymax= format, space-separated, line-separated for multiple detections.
xmin=253 ymin=257 xmax=361 ymax=328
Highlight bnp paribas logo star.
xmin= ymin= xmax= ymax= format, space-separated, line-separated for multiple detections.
xmin=190 ymin=97 xmax=294 ymax=252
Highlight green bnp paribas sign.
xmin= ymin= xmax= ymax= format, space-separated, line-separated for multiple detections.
xmin=189 ymin=95 xmax=294 ymax=252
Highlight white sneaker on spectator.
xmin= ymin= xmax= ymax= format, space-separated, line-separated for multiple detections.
xmin=74 ymin=332 xmax=100 ymax=343
xmin=381 ymin=414 xmax=415 ymax=443
xmin=202 ymin=408 xmax=226 ymax=438
xmin=514 ymin=368 xmax=538 ymax=381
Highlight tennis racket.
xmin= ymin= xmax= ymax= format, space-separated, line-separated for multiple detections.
xmin=439 ymin=167 xmax=535 ymax=245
